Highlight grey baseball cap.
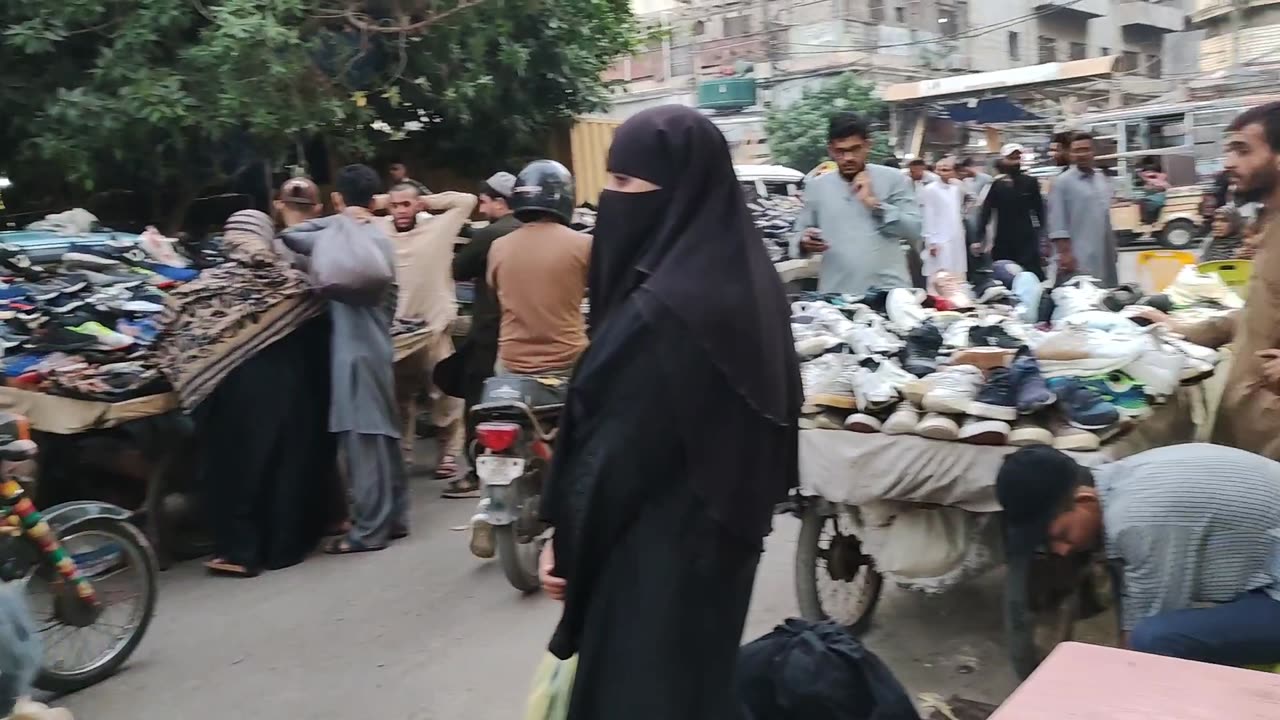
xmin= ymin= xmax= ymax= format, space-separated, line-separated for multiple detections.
xmin=483 ymin=172 xmax=517 ymax=199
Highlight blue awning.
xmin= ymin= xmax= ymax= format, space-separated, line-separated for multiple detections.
xmin=940 ymin=97 xmax=1041 ymax=124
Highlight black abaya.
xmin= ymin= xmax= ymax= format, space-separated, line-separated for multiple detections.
xmin=199 ymin=314 xmax=335 ymax=571
xmin=546 ymin=301 xmax=784 ymax=720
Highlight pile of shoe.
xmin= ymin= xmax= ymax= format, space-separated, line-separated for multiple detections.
xmin=795 ymin=272 xmax=1222 ymax=450
xmin=747 ymin=195 xmax=803 ymax=263
xmin=0 ymin=239 xmax=195 ymax=402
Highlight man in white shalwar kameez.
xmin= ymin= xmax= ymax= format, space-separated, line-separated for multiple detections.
xmin=920 ymin=157 xmax=967 ymax=278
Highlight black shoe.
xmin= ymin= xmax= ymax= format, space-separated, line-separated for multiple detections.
xmin=969 ymin=324 xmax=1023 ymax=349
xmin=1102 ymin=283 xmax=1143 ymax=312
xmin=31 ymin=323 xmax=97 ymax=351
xmin=70 ymin=240 xmax=151 ymax=268
xmin=858 ymin=288 xmax=892 ymax=313
xmin=903 ymin=323 xmax=943 ymax=378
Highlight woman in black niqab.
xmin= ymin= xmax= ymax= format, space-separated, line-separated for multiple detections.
xmin=539 ymin=105 xmax=801 ymax=720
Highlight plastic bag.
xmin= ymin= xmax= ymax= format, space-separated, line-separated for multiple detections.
xmin=524 ymin=653 xmax=578 ymax=720
xmin=736 ymin=618 xmax=916 ymax=720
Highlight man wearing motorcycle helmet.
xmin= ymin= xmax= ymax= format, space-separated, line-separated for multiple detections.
xmin=486 ymin=160 xmax=592 ymax=377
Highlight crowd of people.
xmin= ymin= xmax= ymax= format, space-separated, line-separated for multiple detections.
xmin=791 ymin=101 xmax=1280 ymax=673
xmin=71 ymin=96 xmax=1280 ymax=716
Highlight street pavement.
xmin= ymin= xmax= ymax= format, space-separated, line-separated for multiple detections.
xmin=52 ymin=440 xmax=1020 ymax=719
xmin=54 ymin=252 xmax=1164 ymax=718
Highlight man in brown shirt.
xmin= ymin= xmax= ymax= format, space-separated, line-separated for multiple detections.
xmin=487 ymin=160 xmax=591 ymax=374
xmin=1137 ymin=101 xmax=1280 ymax=460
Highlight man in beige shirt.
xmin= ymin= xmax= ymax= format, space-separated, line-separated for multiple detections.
xmin=380 ymin=182 xmax=476 ymax=488
xmin=487 ymin=160 xmax=591 ymax=375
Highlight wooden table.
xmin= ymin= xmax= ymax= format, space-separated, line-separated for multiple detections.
xmin=992 ymin=642 xmax=1280 ymax=719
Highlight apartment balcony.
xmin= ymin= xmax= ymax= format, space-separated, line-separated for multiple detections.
xmin=1192 ymin=0 xmax=1280 ymax=24
xmin=1033 ymin=0 xmax=1107 ymax=20
xmin=1115 ymin=0 xmax=1186 ymax=32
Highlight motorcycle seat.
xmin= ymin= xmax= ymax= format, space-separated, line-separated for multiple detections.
xmin=479 ymin=374 xmax=568 ymax=413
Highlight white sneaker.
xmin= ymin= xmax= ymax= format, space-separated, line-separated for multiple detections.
xmin=844 ymin=412 xmax=883 ymax=433
xmin=809 ymin=303 xmax=859 ymax=338
xmin=853 ymin=367 xmax=897 ymax=411
xmin=958 ymin=416 xmax=1010 ymax=445
xmin=1008 ymin=418 xmax=1054 ymax=446
xmin=1050 ymin=275 xmax=1105 ymax=323
xmin=866 ymin=356 xmax=914 ymax=389
xmin=793 ymin=323 xmax=843 ymax=357
xmin=921 ymin=364 xmax=985 ymax=415
xmin=942 ymin=317 xmax=977 ymax=349
xmin=800 ymin=355 xmax=842 ymax=412
xmin=882 ymin=403 xmax=920 ymax=435
xmin=1035 ymin=329 xmax=1147 ymax=379
xmin=1126 ymin=344 xmax=1183 ymax=398
xmin=887 ymin=287 xmax=927 ymax=332
xmin=806 ymin=355 xmax=859 ymax=410
xmin=915 ymin=412 xmax=960 ymax=441
xmin=469 ymin=499 xmax=495 ymax=559
xmin=846 ymin=317 xmax=904 ymax=356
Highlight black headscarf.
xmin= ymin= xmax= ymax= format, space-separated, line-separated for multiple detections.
xmin=588 ymin=105 xmax=800 ymax=427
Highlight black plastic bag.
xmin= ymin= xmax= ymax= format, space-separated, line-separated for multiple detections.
xmin=736 ymin=618 xmax=918 ymax=720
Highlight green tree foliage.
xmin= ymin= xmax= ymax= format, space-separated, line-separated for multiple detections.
xmin=764 ymin=74 xmax=893 ymax=173
xmin=0 ymin=0 xmax=634 ymax=227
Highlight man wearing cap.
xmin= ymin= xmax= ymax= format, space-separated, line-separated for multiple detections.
xmin=977 ymin=143 xmax=1046 ymax=278
xmin=1047 ymin=132 xmax=1118 ymax=286
xmin=997 ymin=443 xmax=1280 ymax=667
xmin=450 ymin=172 xmax=521 ymax=496
xmin=381 ymin=182 xmax=477 ymax=486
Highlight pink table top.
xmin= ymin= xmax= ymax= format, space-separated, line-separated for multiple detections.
xmin=991 ymin=642 xmax=1280 ymax=719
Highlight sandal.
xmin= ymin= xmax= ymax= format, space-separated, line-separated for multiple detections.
xmin=441 ymin=475 xmax=480 ymax=499
xmin=324 ymin=520 xmax=352 ymax=537
xmin=436 ymin=455 xmax=459 ymax=479
xmin=204 ymin=557 xmax=260 ymax=578
xmin=324 ymin=536 xmax=387 ymax=555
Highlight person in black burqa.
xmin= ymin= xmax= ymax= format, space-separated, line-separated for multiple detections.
xmin=535 ymin=105 xmax=801 ymax=720
xmin=978 ymin=142 xmax=1047 ymax=278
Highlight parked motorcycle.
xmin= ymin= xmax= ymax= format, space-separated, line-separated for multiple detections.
xmin=469 ymin=374 xmax=567 ymax=593
xmin=0 ymin=413 xmax=157 ymax=693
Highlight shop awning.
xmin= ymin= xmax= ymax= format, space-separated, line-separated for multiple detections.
xmin=940 ymin=97 xmax=1041 ymax=124
xmin=884 ymin=56 xmax=1118 ymax=104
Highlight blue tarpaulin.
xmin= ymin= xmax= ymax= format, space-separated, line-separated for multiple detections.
xmin=941 ymin=97 xmax=1041 ymax=124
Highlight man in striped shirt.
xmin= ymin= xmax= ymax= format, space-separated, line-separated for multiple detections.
xmin=997 ymin=443 xmax=1280 ymax=666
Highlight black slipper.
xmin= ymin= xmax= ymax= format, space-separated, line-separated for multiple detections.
xmin=324 ymin=536 xmax=387 ymax=555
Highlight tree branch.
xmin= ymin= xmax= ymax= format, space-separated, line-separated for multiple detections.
xmin=342 ymin=0 xmax=486 ymax=34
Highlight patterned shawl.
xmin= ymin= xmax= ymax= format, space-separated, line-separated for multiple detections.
xmin=153 ymin=210 xmax=325 ymax=411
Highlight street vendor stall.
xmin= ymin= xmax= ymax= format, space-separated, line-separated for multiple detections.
xmin=788 ymin=270 xmax=1236 ymax=678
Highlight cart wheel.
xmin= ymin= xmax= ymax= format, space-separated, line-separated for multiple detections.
xmin=1160 ymin=218 xmax=1198 ymax=250
xmin=794 ymin=502 xmax=883 ymax=636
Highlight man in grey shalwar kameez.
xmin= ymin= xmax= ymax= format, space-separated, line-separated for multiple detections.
xmin=281 ymin=164 xmax=407 ymax=553
xmin=792 ymin=113 xmax=922 ymax=295
xmin=1047 ymin=133 xmax=1119 ymax=287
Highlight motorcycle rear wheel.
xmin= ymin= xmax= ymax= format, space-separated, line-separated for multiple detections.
xmin=29 ymin=518 xmax=158 ymax=693
xmin=496 ymin=525 xmax=542 ymax=594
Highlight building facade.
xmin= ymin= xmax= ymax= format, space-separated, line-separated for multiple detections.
xmin=1191 ymin=0 xmax=1280 ymax=73
xmin=604 ymin=0 xmax=1192 ymax=161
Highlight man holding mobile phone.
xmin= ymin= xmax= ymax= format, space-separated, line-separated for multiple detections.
xmin=792 ymin=113 xmax=922 ymax=295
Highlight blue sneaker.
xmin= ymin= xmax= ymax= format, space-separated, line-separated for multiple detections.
xmin=1010 ymin=351 xmax=1056 ymax=414
xmin=1080 ymin=371 xmax=1150 ymax=419
xmin=1046 ymin=377 xmax=1119 ymax=430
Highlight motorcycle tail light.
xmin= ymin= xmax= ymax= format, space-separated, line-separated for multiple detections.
xmin=476 ymin=422 xmax=520 ymax=453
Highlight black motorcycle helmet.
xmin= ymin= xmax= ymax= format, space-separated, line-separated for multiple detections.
xmin=511 ymin=160 xmax=575 ymax=224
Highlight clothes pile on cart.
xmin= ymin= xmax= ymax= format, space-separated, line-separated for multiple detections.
xmin=0 ymin=234 xmax=199 ymax=402
xmin=749 ymin=195 xmax=803 ymax=263
xmin=794 ymin=266 xmax=1237 ymax=450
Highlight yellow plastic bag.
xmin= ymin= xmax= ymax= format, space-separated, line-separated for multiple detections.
xmin=524 ymin=653 xmax=578 ymax=720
